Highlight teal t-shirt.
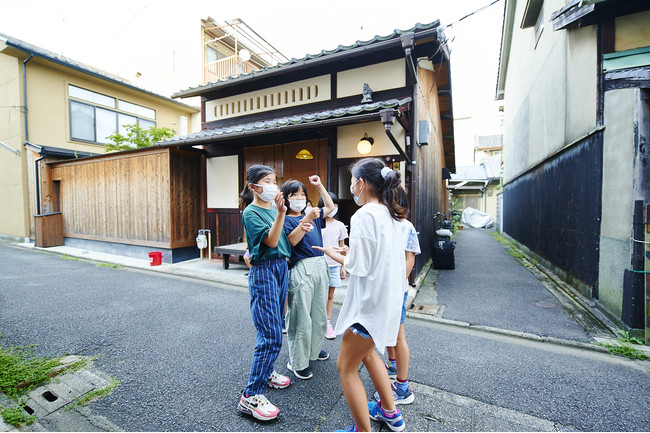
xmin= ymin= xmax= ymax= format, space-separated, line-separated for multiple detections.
xmin=242 ymin=204 xmax=291 ymax=264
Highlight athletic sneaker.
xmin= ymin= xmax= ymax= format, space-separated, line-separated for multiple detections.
xmin=326 ymin=321 xmax=336 ymax=339
xmin=267 ymin=370 xmax=290 ymax=389
xmin=373 ymin=381 xmax=415 ymax=405
xmin=385 ymin=361 xmax=397 ymax=379
xmin=317 ymin=349 xmax=330 ymax=361
xmin=335 ymin=425 xmax=358 ymax=432
xmin=237 ymin=393 xmax=279 ymax=421
xmin=368 ymin=401 xmax=405 ymax=432
xmin=287 ymin=360 xmax=313 ymax=380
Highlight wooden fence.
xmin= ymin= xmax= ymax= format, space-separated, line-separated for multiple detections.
xmin=49 ymin=147 xmax=202 ymax=249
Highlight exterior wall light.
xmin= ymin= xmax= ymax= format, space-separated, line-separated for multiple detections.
xmin=295 ymin=149 xmax=314 ymax=159
xmin=357 ymin=133 xmax=374 ymax=155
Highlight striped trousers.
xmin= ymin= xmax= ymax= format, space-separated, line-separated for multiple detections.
xmin=245 ymin=258 xmax=288 ymax=396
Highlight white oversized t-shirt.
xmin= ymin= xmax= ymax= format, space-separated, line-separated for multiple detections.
xmin=334 ymin=203 xmax=406 ymax=352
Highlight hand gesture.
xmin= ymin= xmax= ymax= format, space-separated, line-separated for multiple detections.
xmin=333 ymin=245 xmax=349 ymax=256
xmin=274 ymin=191 xmax=286 ymax=214
xmin=308 ymin=175 xmax=322 ymax=188
xmin=304 ymin=206 xmax=321 ymax=222
xmin=299 ymin=220 xmax=313 ymax=232
xmin=312 ymin=244 xmax=336 ymax=257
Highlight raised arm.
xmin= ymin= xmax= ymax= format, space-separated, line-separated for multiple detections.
xmin=309 ymin=175 xmax=335 ymax=217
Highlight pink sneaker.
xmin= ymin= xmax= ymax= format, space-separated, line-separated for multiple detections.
xmin=268 ymin=370 xmax=290 ymax=389
xmin=237 ymin=393 xmax=279 ymax=421
xmin=326 ymin=321 xmax=336 ymax=340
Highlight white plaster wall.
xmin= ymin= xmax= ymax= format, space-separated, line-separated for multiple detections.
xmin=337 ymin=59 xmax=405 ymax=99
xmin=597 ymin=88 xmax=636 ymax=317
xmin=600 ymin=89 xmax=636 ymax=241
xmin=502 ymin=0 xmax=597 ymax=183
xmin=565 ymin=26 xmax=598 ymax=141
xmin=206 ymin=155 xmax=239 ymax=209
xmin=337 ymin=122 xmax=405 ymax=159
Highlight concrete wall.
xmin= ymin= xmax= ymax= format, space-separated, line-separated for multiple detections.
xmin=597 ymin=88 xmax=637 ymax=317
xmin=502 ymin=0 xmax=597 ymax=184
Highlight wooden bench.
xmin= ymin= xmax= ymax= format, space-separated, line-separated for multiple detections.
xmin=213 ymin=242 xmax=247 ymax=269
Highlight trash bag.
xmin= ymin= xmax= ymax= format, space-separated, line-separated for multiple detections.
xmin=461 ymin=207 xmax=493 ymax=228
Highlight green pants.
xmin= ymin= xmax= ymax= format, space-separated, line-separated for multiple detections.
xmin=286 ymin=256 xmax=329 ymax=371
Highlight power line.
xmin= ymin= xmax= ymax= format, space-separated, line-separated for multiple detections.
xmin=442 ymin=0 xmax=503 ymax=30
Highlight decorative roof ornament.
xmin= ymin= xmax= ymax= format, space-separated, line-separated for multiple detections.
xmin=361 ymin=83 xmax=373 ymax=103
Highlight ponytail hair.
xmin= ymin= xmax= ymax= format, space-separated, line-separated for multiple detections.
xmin=239 ymin=164 xmax=275 ymax=210
xmin=396 ymin=185 xmax=410 ymax=218
xmin=349 ymin=158 xmax=407 ymax=221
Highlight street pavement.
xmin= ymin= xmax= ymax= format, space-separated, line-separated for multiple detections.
xmin=0 ymin=229 xmax=649 ymax=431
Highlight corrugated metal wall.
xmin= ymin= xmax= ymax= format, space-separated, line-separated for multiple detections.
xmin=503 ymin=133 xmax=603 ymax=288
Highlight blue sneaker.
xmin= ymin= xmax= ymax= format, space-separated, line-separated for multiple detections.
xmin=335 ymin=425 xmax=357 ymax=432
xmin=373 ymin=381 xmax=415 ymax=405
xmin=368 ymin=401 xmax=405 ymax=432
xmin=385 ymin=361 xmax=397 ymax=379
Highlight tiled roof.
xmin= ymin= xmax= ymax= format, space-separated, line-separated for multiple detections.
xmin=161 ymin=97 xmax=412 ymax=145
xmin=173 ymin=21 xmax=441 ymax=98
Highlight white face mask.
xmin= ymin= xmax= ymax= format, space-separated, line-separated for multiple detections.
xmin=328 ymin=207 xmax=338 ymax=218
xmin=289 ymin=199 xmax=306 ymax=213
xmin=253 ymin=184 xmax=278 ymax=202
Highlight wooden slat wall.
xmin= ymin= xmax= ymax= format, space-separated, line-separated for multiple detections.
xmin=207 ymin=208 xmax=242 ymax=248
xmin=413 ymin=66 xmax=447 ymax=275
xmin=51 ymin=148 xmax=174 ymax=247
xmin=169 ymin=149 xmax=202 ymax=248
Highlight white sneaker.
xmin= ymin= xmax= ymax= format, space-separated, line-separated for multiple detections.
xmin=268 ymin=370 xmax=290 ymax=389
xmin=237 ymin=393 xmax=279 ymax=421
xmin=326 ymin=321 xmax=336 ymax=340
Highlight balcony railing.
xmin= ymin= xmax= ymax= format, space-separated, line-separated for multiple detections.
xmin=203 ymin=55 xmax=258 ymax=83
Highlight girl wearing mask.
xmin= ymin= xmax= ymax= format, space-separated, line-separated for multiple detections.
xmin=281 ymin=175 xmax=335 ymax=380
xmin=314 ymin=158 xmax=407 ymax=432
xmin=237 ymin=164 xmax=292 ymax=421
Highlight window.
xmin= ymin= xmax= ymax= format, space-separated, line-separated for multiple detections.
xmin=534 ymin=7 xmax=544 ymax=48
xmin=206 ymin=45 xmax=226 ymax=63
xmin=68 ymin=85 xmax=157 ymax=145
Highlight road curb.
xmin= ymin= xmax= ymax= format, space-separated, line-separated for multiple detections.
xmin=406 ymin=310 xmax=611 ymax=354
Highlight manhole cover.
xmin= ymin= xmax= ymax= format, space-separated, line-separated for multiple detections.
xmin=535 ymin=301 xmax=556 ymax=309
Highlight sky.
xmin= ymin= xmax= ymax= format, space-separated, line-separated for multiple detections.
xmin=0 ymin=0 xmax=504 ymax=165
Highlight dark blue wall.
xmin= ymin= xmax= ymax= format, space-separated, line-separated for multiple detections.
xmin=503 ymin=133 xmax=603 ymax=289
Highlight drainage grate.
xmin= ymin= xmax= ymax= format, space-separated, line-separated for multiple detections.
xmin=42 ymin=391 xmax=58 ymax=402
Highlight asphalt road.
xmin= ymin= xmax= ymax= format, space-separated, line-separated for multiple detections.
xmin=1 ymin=242 xmax=649 ymax=431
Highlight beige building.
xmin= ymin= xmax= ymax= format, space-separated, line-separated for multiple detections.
xmin=0 ymin=33 xmax=199 ymax=242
